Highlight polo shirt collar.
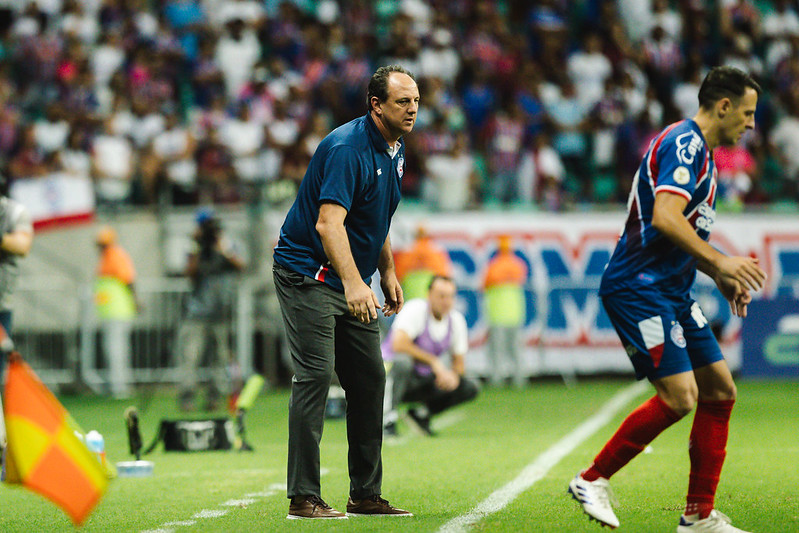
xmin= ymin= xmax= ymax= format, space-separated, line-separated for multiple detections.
xmin=365 ymin=112 xmax=402 ymax=157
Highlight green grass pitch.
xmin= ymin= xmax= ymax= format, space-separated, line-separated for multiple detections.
xmin=2 ymin=378 xmax=797 ymax=532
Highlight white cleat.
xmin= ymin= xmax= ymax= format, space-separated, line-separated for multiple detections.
xmin=677 ymin=510 xmax=751 ymax=533
xmin=568 ymin=474 xmax=620 ymax=529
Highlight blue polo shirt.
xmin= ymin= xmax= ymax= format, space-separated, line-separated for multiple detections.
xmin=273 ymin=113 xmax=404 ymax=292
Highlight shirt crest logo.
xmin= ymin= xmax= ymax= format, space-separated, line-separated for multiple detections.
xmin=397 ymin=156 xmax=404 ymax=178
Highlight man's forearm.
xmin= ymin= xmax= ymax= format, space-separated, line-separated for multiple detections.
xmin=378 ymin=235 xmax=395 ymax=277
xmin=318 ymin=223 xmax=362 ymax=287
xmin=392 ymin=333 xmax=440 ymax=368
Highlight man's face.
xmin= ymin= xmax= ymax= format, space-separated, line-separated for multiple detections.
xmin=428 ymin=279 xmax=456 ymax=320
xmin=374 ymin=73 xmax=420 ymax=139
xmin=718 ymin=87 xmax=758 ymax=146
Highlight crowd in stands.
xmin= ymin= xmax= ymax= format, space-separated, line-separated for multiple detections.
xmin=1 ymin=0 xmax=799 ymax=214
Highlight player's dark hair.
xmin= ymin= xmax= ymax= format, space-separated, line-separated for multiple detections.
xmin=697 ymin=66 xmax=761 ymax=110
xmin=367 ymin=65 xmax=416 ymax=112
xmin=428 ymin=275 xmax=455 ymax=292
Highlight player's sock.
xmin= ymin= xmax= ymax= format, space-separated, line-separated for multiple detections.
xmin=685 ymin=399 xmax=734 ymax=519
xmin=583 ymin=395 xmax=682 ymax=481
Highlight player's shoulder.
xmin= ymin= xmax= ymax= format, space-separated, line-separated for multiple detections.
xmin=658 ymin=120 xmax=706 ymax=167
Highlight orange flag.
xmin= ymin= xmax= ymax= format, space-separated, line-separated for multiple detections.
xmin=3 ymin=352 xmax=110 ymax=525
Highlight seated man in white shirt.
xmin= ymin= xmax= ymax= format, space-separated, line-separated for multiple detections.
xmin=382 ymin=275 xmax=479 ymax=436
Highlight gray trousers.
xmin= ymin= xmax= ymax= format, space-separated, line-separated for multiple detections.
xmin=487 ymin=325 xmax=524 ymax=385
xmin=273 ymin=264 xmax=385 ymax=500
xmin=101 ymin=319 xmax=133 ymax=398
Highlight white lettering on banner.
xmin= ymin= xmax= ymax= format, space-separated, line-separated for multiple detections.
xmin=382 ymin=212 xmax=799 ymax=375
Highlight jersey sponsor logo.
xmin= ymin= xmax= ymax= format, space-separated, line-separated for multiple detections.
xmin=670 ymin=322 xmax=687 ymax=348
xmin=695 ymin=203 xmax=715 ymax=232
xmin=397 ymin=156 xmax=404 ymax=178
xmin=675 ymin=131 xmax=703 ymax=164
xmin=673 ymin=166 xmax=690 ymax=185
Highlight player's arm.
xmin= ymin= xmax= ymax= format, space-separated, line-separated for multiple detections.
xmin=391 ymin=329 xmax=459 ymax=391
xmin=0 ymin=228 xmax=33 ymax=257
xmin=316 ymin=201 xmax=380 ymax=323
xmin=378 ymin=234 xmax=403 ymax=317
xmin=651 ymin=192 xmax=765 ymax=291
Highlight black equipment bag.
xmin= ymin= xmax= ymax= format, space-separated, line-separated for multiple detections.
xmin=144 ymin=418 xmax=234 ymax=453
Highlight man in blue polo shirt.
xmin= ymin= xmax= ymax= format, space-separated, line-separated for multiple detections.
xmin=273 ymin=65 xmax=418 ymax=520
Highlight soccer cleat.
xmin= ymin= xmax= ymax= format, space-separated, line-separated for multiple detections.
xmin=677 ymin=510 xmax=750 ymax=532
xmin=568 ymin=474 xmax=620 ymax=529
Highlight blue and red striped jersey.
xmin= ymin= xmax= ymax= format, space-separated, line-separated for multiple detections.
xmin=600 ymin=119 xmax=718 ymax=299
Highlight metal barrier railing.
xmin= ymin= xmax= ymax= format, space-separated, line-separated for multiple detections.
xmin=8 ymin=276 xmax=259 ymax=391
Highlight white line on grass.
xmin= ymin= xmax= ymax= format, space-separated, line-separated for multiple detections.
xmin=438 ymin=380 xmax=649 ymax=533
xmin=385 ymin=409 xmax=467 ymax=446
xmin=139 ymin=473 xmax=323 ymax=533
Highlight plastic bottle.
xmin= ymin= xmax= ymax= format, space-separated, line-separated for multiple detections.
xmin=85 ymin=430 xmax=106 ymax=466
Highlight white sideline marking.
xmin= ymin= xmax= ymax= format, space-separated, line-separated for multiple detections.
xmin=140 ymin=475 xmax=325 ymax=532
xmin=438 ymin=381 xmax=649 ymax=533
xmin=222 ymin=498 xmax=257 ymax=507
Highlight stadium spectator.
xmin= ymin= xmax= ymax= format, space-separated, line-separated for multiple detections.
xmin=94 ymin=225 xmax=137 ymax=399
xmin=482 ymin=235 xmax=528 ymax=388
xmin=545 ymin=77 xmax=590 ymax=200
xmin=272 ymin=65 xmax=415 ymax=519
xmin=382 ymin=275 xmax=478 ymax=437
xmin=147 ymin=109 xmax=198 ymax=204
xmin=215 ymin=17 xmax=261 ymax=99
xmin=418 ymin=28 xmax=460 ymax=85
xmin=91 ymin=117 xmax=135 ymax=207
xmin=482 ymin=97 xmax=526 ymax=205
xmin=568 ymin=66 xmax=766 ymax=533
xmin=567 ymin=31 xmax=612 ymax=109
xmin=517 ymin=130 xmax=565 ymax=210
xmin=0 ymin=0 xmax=793 ymax=211
xmin=423 ymin=131 xmax=478 ymax=212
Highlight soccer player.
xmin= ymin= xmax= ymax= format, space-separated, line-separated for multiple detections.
xmin=568 ymin=66 xmax=767 ymax=533
xmin=273 ymin=65 xmax=417 ymax=519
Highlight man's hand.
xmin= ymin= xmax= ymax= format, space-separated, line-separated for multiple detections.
xmin=380 ymin=271 xmax=404 ymax=317
xmin=344 ymin=279 xmax=381 ymax=323
xmin=715 ymin=255 xmax=766 ymax=293
xmin=714 ymin=272 xmax=753 ymax=318
xmin=432 ymin=360 xmax=459 ymax=391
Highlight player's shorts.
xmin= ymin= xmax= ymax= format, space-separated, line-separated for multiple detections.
xmin=601 ymin=286 xmax=723 ymax=381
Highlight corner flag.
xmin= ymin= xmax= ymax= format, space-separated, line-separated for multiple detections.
xmin=3 ymin=351 xmax=110 ymax=525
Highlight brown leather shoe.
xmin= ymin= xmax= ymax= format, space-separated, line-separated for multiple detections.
xmin=287 ymin=495 xmax=347 ymax=519
xmin=346 ymin=495 xmax=413 ymax=516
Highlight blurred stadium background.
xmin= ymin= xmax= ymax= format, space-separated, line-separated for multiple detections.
xmin=3 ymin=0 xmax=799 ymax=390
